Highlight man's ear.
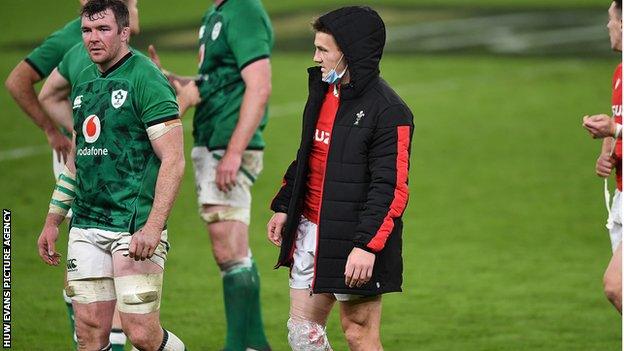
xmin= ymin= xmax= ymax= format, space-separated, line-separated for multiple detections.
xmin=120 ymin=26 xmax=130 ymax=43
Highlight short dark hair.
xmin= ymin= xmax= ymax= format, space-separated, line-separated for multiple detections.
xmin=616 ymin=0 xmax=622 ymax=10
xmin=311 ymin=17 xmax=331 ymax=34
xmin=81 ymin=0 xmax=129 ymax=32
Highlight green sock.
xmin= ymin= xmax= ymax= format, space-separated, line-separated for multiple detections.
xmin=222 ymin=266 xmax=253 ymax=351
xmin=246 ymin=260 xmax=270 ymax=350
xmin=63 ymin=290 xmax=77 ymax=350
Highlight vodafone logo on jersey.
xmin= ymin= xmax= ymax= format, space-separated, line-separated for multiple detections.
xmin=82 ymin=115 xmax=101 ymax=143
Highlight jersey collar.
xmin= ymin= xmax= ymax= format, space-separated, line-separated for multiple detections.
xmin=100 ymin=51 xmax=133 ymax=78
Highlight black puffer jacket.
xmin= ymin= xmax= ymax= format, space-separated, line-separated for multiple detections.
xmin=271 ymin=6 xmax=414 ymax=295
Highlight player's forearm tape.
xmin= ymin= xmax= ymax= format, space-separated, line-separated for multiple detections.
xmin=615 ymin=123 xmax=622 ymax=138
xmin=49 ymin=166 xmax=76 ymax=216
xmin=146 ymin=119 xmax=182 ymax=140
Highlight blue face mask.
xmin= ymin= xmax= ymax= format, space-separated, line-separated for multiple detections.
xmin=322 ymin=54 xmax=347 ymax=84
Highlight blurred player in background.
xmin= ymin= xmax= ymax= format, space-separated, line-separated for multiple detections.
xmin=149 ymin=0 xmax=273 ymax=349
xmin=267 ymin=6 xmax=413 ymax=350
xmin=6 ymin=0 xmax=139 ymax=349
xmin=582 ymin=0 xmax=622 ymax=314
xmin=36 ymin=0 xmax=187 ymax=350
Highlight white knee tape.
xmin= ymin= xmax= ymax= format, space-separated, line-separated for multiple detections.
xmin=65 ymin=278 xmax=116 ymax=304
xmin=114 ymin=273 xmax=163 ymax=314
xmin=287 ymin=317 xmax=331 ymax=351
xmin=199 ymin=207 xmax=250 ymax=225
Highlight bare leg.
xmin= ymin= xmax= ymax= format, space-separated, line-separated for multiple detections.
xmin=288 ymin=289 xmax=336 ymax=350
xmin=113 ymin=252 xmax=184 ymax=350
xmin=604 ymin=243 xmax=622 ymax=313
xmin=339 ymin=296 xmax=383 ymax=351
xmin=73 ymin=299 xmax=116 ymax=350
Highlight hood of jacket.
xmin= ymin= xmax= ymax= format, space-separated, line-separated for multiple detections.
xmin=317 ymin=6 xmax=386 ymax=100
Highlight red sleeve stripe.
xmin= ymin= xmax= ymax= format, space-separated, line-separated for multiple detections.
xmin=367 ymin=125 xmax=410 ymax=252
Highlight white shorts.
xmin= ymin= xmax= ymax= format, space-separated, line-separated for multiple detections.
xmin=290 ymin=216 xmax=367 ymax=302
xmin=191 ymin=147 xmax=263 ymax=210
xmin=66 ymin=227 xmax=169 ymax=281
xmin=607 ymin=190 xmax=622 ymax=252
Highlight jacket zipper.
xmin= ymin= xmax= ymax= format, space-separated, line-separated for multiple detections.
xmin=311 ymin=85 xmax=340 ymax=295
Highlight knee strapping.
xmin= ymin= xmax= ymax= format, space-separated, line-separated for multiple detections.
xmin=65 ymin=278 xmax=116 ymax=304
xmin=199 ymin=207 xmax=250 ymax=225
xmin=287 ymin=317 xmax=331 ymax=351
xmin=114 ymin=273 xmax=163 ymax=314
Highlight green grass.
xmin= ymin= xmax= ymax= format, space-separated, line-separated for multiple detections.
xmin=1 ymin=49 xmax=621 ymax=349
xmin=0 ymin=0 xmax=612 ymax=46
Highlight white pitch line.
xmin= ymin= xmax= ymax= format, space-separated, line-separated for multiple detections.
xmin=0 ymin=145 xmax=50 ymax=162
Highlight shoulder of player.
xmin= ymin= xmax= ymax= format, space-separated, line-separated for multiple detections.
xmin=49 ymin=17 xmax=82 ymax=41
xmin=367 ymin=81 xmax=413 ymax=126
xmin=126 ymin=53 xmax=165 ymax=78
xmin=222 ymin=0 xmax=267 ymax=19
xmin=65 ymin=17 xmax=82 ymax=31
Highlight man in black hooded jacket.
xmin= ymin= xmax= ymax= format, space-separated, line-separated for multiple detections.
xmin=267 ymin=6 xmax=414 ymax=350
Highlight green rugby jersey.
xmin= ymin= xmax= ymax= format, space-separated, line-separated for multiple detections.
xmin=59 ymin=43 xmax=144 ymax=87
xmin=58 ymin=43 xmax=91 ymax=87
xmin=69 ymin=52 xmax=179 ymax=232
xmin=194 ymin=0 xmax=273 ymax=149
xmin=25 ymin=18 xmax=82 ymax=78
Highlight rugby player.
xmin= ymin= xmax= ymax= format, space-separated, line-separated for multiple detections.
xmin=7 ymin=1 xmax=139 ymax=349
xmin=36 ymin=1 xmax=187 ymax=349
xmin=148 ymin=0 xmax=273 ymax=349
xmin=582 ymin=0 xmax=623 ymax=314
xmin=267 ymin=7 xmax=413 ymax=350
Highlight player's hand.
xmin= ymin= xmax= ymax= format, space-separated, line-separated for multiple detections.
xmin=267 ymin=212 xmax=287 ymax=246
xmin=596 ymin=152 xmax=616 ymax=178
xmin=45 ymin=128 xmax=72 ymax=164
xmin=128 ymin=225 xmax=161 ymax=261
xmin=583 ymin=114 xmax=616 ymax=139
xmin=344 ymin=247 xmax=375 ymax=288
xmin=37 ymin=224 xmax=61 ymax=266
xmin=173 ymin=80 xmax=201 ymax=112
xmin=148 ymin=44 xmax=163 ymax=70
xmin=216 ymin=151 xmax=242 ymax=192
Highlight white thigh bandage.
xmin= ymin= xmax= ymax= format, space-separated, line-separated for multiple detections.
xmin=114 ymin=273 xmax=163 ymax=314
xmin=200 ymin=207 xmax=250 ymax=225
xmin=65 ymin=278 xmax=116 ymax=304
xmin=287 ymin=317 xmax=331 ymax=351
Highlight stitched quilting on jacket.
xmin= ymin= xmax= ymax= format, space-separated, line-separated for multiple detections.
xmin=271 ymin=6 xmax=414 ymax=296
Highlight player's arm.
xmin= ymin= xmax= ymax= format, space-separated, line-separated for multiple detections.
xmin=216 ymin=58 xmax=271 ymax=192
xmin=5 ymin=61 xmax=72 ymax=159
xmin=129 ymin=121 xmax=185 ymax=261
xmin=597 ymin=137 xmax=616 ymax=178
xmin=267 ymin=158 xmax=298 ymax=246
xmin=172 ymin=80 xmax=201 ymax=118
xmin=583 ymin=114 xmax=621 ymax=139
xmin=346 ymin=105 xmax=413 ymax=288
xmin=37 ymin=133 xmax=77 ymax=266
xmin=39 ymin=68 xmax=74 ymax=133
